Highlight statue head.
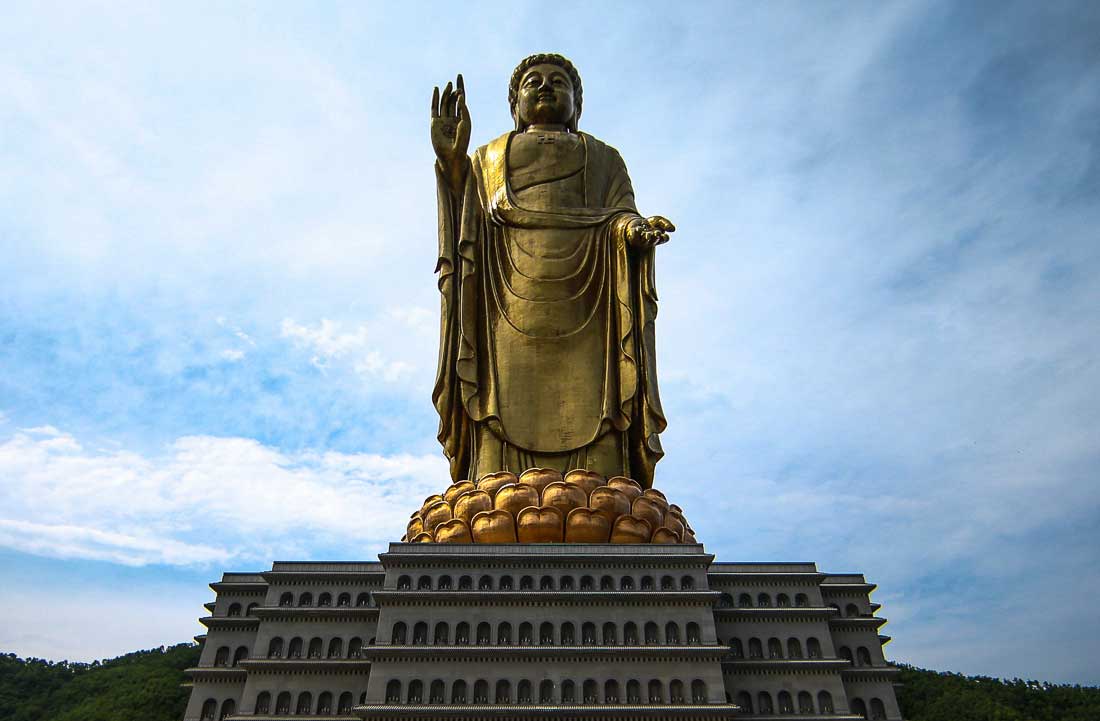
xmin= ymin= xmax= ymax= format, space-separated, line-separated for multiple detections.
xmin=509 ymin=53 xmax=583 ymax=132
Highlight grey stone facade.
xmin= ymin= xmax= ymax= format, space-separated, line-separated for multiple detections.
xmin=183 ymin=545 xmax=901 ymax=720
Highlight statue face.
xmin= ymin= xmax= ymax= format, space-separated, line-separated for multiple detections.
xmin=515 ymin=63 xmax=575 ymax=129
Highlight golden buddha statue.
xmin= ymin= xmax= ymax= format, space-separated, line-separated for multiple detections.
xmin=430 ymin=53 xmax=674 ymax=489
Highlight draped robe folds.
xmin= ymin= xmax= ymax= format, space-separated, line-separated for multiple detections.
xmin=433 ymin=130 xmax=666 ymax=487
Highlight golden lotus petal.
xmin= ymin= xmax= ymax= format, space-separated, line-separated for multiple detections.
xmin=607 ymin=476 xmax=643 ymax=501
xmin=631 ymin=496 xmax=665 ymax=531
xmin=434 ymin=518 xmax=473 ymax=543
xmin=610 ymin=515 xmax=652 ymax=544
xmin=411 ymin=532 xmax=434 ymax=543
xmin=541 ymin=481 xmax=588 ymax=515
xmin=589 ymin=486 xmax=631 ymax=522
xmin=470 ymin=509 xmax=518 ymax=543
xmin=476 ymin=471 xmax=518 ymax=498
xmin=564 ymin=507 xmax=612 ymax=543
xmin=518 ymin=467 xmax=563 ymax=494
xmin=651 ymin=527 xmax=681 ymax=544
xmin=454 ymin=489 xmax=493 ymax=525
xmin=419 ymin=494 xmax=444 ymax=516
xmin=494 ymin=483 xmax=540 ymax=519
xmin=564 ymin=469 xmax=604 ymax=497
xmin=682 ymin=528 xmax=698 ymax=543
xmin=406 ymin=516 xmax=424 ymax=539
xmin=421 ymin=500 xmax=453 ymax=533
xmin=641 ymin=488 xmax=670 ymax=513
xmin=517 ymin=505 xmax=565 ymax=543
xmin=660 ymin=512 xmax=685 ymax=539
xmin=443 ymin=480 xmax=476 ymax=506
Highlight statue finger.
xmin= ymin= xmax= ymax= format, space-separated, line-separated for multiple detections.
xmin=441 ymin=82 xmax=453 ymax=118
xmin=457 ymin=73 xmax=465 ymax=95
xmin=431 ymin=86 xmax=440 ymax=118
xmin=651 ymin=216 xmax=675 ymax=232
xmin=457 ymin=89 xmax=470 ymax=124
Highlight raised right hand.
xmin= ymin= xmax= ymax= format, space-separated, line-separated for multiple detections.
xmin=431 ymin=74 xmax=471 ymax=189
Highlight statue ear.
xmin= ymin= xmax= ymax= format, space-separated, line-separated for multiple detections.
xmin=511 ymin=105 xmax=522 ymax=132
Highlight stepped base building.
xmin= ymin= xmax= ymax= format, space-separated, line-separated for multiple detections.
xmin=183 ymin=544 xmax=902 ymax=721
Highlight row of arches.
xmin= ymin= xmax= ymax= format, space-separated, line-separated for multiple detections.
xmin=728 ymin=636 xmax=823 ymax=660
xmin=211 ymin=645 xmax=248 ymax=667
xmin=718 ymin=592 xmax=812 ymax=608
xmin=265 ymin=635 xmax=373 ymax=659
xmin=199 ymin=699 xmax=234 ymax=720
xmin=384 ymin=678 xmax=708 ymax=705
xmin=839 ymin=645 xmax=876 ymax=666
xmin=223 ymin=602 xmax=258 ymax=617
xmin=733 ymin=690 xmax=834 ymax=714
xmin=253 ymin=690 xmax=361 ymax=715
xmin=830 ymin=602 xmax=872 ymax=617
xmin=390 ymin=620 xmax=702 ymax=646
xmin=397 ymin=573 xmax=698 ymax=592
xmin=852 ymin=696 xmax=890 ymax=719
xmin=276 ymin=591 xmax=372 ymax=608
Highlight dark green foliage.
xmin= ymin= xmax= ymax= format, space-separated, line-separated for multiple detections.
xmin=3 ymin=645 xmax=1099 ymax=720
xmin=898 ymin=665 xmax=1100 ymax=721
xmin=0 ymin=644 xmax=199 ymax=721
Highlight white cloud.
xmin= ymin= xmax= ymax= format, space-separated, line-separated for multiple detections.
xmin=0 ymin=427 xmax=448 ymax=567
xmin=281 ymin=317 xmax=415 ymax=380
xmin=220 ymin=348 xmax=246 ymax=362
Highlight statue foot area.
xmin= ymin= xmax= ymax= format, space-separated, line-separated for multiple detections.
xmin=403 ymin=468 xmax=698 ymax=544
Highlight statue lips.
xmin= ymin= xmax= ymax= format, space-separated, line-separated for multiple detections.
xmin=564 ymin=469 xmax=604 ymax=497
xmin=518 ymin=467 xmax=563 ymax=494
xmin=589 ymin=486 xmax=632 ymax=522
xmin=454 ymin=489 xmax=493 ymax=525
xmin=651 ymin=527 xmax=681 ymax=544
xmin=444 ymin=480 xmax=476 ymax=506
xmin=564 ymin=507 xmax=611 ymax=543
xmin=631 ymin=496 xmax=665 ymax=531
xmin=422 ymin=500 xmax=453 ymax=533
xmin=470 ymin=509 xmax=518 ymax=543
xmin=494 ymin=483 xmax=541 ymax=519
xmin=541 ymin=481 xmax=588 ymax=515
xmin=434 ymin=518 xmax=474 ymax=544
xmin=610 ymin=515 xmax=652 ymax=544
xmin=476 ymin=471 xmax=518 ymax=498
xmin=607 ymin=476 xmax=643 ymax=501
xmin=517 ymin=505 xmax=565 ymax=543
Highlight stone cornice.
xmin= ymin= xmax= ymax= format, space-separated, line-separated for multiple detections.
xmin=199 ymin=616 xmax=260 ymax=630
xmin=841 ymin=665 xmax=901 ymax=681
xmin=210 ymin=581 xmax=267 ymax=593
xmin=713 ymin=607 xmax=836 ymax=621
xmin=380 ymin=543 xmax=714 ymax=570
xmin=721 ymin=659 xmax=850 ymax=674
xmin=238 ymin=658 xmax=372 ymax=673
xmin=828 ymin=617 xmax=887 ymax=631
xmin=252 ymin=606 xmax=380 ymax=620
xmin=184 ymin=667 xmax=247 ymax=682
xmin=373 ymin=590 xmax=719 ymax=607
xmin=352 ymin=703 xmax=739 ymax=720
xmin=361 ymin=645 xmax=729 ymax=662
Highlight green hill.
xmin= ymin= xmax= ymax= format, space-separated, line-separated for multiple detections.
xmin=0 ymin=644 xmax=199 ymax=721
xmin=1 ymin=645 xmax=1098 ymax=720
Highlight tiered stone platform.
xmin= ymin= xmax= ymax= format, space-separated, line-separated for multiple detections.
xmin=183 ymin=547 xmax=903 ymax=720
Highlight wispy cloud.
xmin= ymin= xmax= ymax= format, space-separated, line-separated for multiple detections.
xmin=0 ymin=426 xmax=447 ymax=567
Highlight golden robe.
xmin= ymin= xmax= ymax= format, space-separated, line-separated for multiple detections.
xmin=433 ymin=130 xmax=666 ymax=487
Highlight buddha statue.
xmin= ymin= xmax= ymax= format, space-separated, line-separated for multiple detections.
xmin=430 ymin=53 xmax=674 ymax=489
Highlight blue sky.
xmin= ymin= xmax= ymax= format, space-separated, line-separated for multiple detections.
xmin=2 ymin=0 xmax=1098 ymax=684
